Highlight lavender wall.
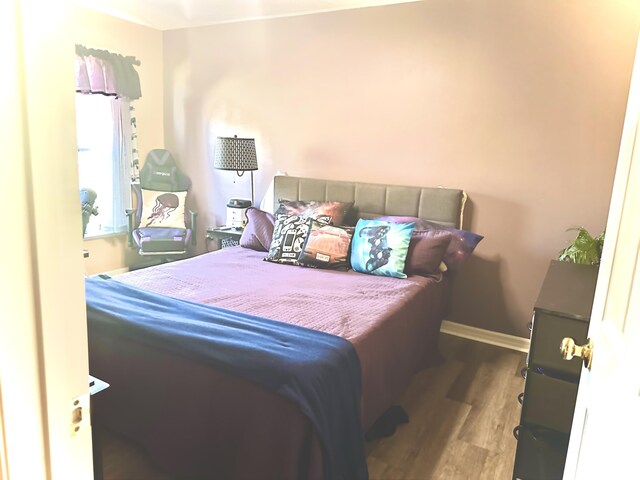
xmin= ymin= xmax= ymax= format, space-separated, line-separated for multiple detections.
xmin=75 ymin=6 xmax=165 ymax=275
xmin=163 ymin=0 xmax=640 ymax=337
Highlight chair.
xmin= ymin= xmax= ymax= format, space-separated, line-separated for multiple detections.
xmin=126 ymin=149 xmax=197 ymax=260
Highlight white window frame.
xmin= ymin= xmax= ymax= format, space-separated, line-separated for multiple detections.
xmin=76 ymin=92 xmax=132 ymax=238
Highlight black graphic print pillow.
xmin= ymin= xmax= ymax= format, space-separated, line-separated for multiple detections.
xmin=264 ymin=214 xmax=312 ymax=265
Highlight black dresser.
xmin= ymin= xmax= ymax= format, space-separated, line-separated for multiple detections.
xmin=513 ymin=260 xmax=598 ymax=480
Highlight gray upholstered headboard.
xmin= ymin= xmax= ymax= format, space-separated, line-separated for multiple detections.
xmin=274 ymin=176 xmax=467 ymax=228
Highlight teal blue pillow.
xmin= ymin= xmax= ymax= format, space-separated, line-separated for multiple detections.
xmin=351 ymin=219 xmax=415 ymax=278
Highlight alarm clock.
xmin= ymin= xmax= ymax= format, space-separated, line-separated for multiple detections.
xmin=226 ymin=198 xmax=252 ymax=228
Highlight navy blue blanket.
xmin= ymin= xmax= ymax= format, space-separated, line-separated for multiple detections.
xmin=85 ymin=276 xmax=368 ymax=480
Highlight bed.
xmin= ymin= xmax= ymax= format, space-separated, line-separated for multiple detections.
xmin=87 ymin=176 xmax=467 ymax=480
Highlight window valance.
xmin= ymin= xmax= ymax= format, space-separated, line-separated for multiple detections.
xmin=75 ymin=44 xmax=142 ymax=100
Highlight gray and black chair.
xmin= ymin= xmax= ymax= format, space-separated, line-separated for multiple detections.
xmin=126 ymin=149 xmax=197 ymax=260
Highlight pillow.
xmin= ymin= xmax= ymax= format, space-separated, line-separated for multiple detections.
xmin=405 ymin=230 xmax=452 ymax=277
xmin=350 ymin=219 xmax=415 ymax=279
xmin=264 ymin=215 xmax=312 ymax=265
xmin=240 ymin=207 xmax=275 ymax=252
xmin=374 ymin=215 xmax=430 ymax=229
xmin=376 ymin=216 xmax=483 ymax=271
xmin=140 ymin=189 xmax=187 ymax=229
xmin=297 ymin=220 xmax=354 ymax=270
xmin=275 ymin=200 xmax=353 ymax=226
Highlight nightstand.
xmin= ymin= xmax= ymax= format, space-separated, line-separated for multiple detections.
xmin=206 ymin=226 xmax=243 ymax=251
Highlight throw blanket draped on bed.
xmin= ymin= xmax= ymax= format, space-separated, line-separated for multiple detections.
xmin=85 ymin=276 xmax=368 ymax=480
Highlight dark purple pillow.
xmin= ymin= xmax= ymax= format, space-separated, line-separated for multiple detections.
xmin=405 ymin=230 xmax=452 ymax=276
xmin=375 ymin=216 xmax=483 ymax=271
xmin=240 ymin=207 xmax=275 ymax=252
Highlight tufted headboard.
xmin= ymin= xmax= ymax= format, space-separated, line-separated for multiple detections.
xmin=273 ymin=176 xmax=467 ymax=228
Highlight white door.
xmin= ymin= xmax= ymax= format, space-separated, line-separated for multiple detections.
xmin=563 ymin=34 xmax=640 ymax=479
xmin=0 ymin=0 xmax=94 ymax=478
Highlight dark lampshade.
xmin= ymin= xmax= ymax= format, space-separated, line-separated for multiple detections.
xmin=213 ymin=136 xmax=258 ymax=172
xmin=213 ymin=135 xmax=259 ymax=206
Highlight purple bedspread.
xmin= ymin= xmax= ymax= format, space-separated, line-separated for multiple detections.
xmin=86 ymin=276 xmax=366 ymax=480
xmin=116 ymin=247 xmax=448 ymax=427
xmin=119 ymin=248 xmax=439 ymax=342
xmin=90 ymin=247 xmax=449 ymax=479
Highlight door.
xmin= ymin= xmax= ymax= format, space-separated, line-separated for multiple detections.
xmin=563 ymin=34 xmax=640 ymax=479
xmin=0 ymin=0 xmax=94 ymax=478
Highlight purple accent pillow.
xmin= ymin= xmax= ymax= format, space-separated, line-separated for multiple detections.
xmin=275 ymin=200 xmax=353 ymax=226
xmin=297 ymin=220 xmax=354 ymax=270
xmin=240 ymin=207 xmax=275 ymax=252
xmin=375 ymin=216 xmax=483 ymax=271
xmin=405 ymin=230 xmax=452 ymax=277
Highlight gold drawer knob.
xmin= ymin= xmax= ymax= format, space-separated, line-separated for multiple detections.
xmin=560 ymin=337 xmax=593 ymax=370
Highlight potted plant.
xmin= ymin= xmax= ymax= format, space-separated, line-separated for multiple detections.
xmin=558 ymin=227 xmax=605 ymax=265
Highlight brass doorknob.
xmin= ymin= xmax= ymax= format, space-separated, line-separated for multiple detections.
xmin=560 ymin=337 xmax=593 ymax=370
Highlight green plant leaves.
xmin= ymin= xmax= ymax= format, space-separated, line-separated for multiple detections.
xmin=558 ymin=227 xmax=605 ymax=265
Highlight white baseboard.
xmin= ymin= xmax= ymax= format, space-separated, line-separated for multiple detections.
xmin=440 ymin=320 xmax=530 ymax=353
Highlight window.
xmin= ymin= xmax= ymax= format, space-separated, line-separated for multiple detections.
xmin=76 ymin=93 xmax=132 ymax=238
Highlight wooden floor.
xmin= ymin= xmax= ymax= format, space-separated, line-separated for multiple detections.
xmin=100 ymin=334 xmax=526 ymax=479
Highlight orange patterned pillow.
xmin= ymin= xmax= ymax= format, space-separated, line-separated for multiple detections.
xmin=297 ymin=220 xmax=354 ymax=270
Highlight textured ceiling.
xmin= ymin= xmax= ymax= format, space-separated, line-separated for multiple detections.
xmin=74 ymin=0 xmax=422 ymax=30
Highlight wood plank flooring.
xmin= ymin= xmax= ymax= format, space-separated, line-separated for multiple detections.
xmin=99 ymin=334 xmax=526 ymax=479
xmin=366 ymin=334 xmax=526 ymax=479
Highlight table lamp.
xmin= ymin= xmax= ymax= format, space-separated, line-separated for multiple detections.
xmin=214 ymin=135 xmax=258 ymax=227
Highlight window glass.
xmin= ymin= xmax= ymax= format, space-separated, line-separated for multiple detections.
xmin=76 ymin=93 xmax=130 ymax=237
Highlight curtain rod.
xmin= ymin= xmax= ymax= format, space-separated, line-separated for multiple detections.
xmin=75 ymin=44 xmax=141 ymax=66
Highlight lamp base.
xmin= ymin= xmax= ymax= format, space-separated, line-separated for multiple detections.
xmin=226 ymin=198 xmax=252 ymax=227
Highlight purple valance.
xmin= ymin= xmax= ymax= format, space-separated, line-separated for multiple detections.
xmin=75 ymin=44 xmax=142 ymax=100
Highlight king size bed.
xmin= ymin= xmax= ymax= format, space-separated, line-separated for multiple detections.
xmin=86 ymin=176 xmax=471 ymax=480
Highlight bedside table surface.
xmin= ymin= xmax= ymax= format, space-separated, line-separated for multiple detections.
xmin=206 ymin=228 xmax=243 ymax=252
xmin=207 ymin=226 xmax=243 ymax=232
xmin=207 ymin=226 xmax=243 ymax=237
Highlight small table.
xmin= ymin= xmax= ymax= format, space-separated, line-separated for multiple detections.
xmin=206 ymin=226 xmax=243 ymax=251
